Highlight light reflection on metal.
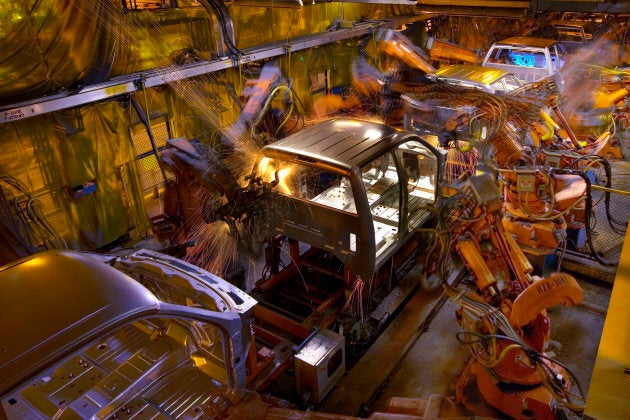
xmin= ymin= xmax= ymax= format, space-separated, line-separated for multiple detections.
xmin=364 ymin=128 xmax=383 ymax=140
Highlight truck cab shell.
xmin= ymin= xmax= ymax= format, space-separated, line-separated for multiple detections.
xmin=253 ymin=118 xmax=446 ymax=280
xmin=482 ymin=36 xmax=565 ymax=87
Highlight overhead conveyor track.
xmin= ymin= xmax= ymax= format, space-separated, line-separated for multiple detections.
xmin=0 ymin=14 xmax=424 ymax=125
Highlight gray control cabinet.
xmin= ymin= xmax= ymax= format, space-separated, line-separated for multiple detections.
xmin=294 ymin=328 xmax=346 ymax=404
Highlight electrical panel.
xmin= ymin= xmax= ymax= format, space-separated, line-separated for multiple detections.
xmin=294 ymin=329 xmax=346 ymax=404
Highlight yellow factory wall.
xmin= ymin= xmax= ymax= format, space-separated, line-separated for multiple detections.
xmin=0 ymin=1 xmax=412 ymax=105
xmin=0 ymin=69 xmax=259 ymax=259
xmin=0 ymin=1 xmax=227 ymax=104
xmin=230 ymin=3 xmax=413 ymax=49
xmin=108 ymin=5 xmax=223 ymax=76
xmin=0 ymin=102 xmax=148 ymax=260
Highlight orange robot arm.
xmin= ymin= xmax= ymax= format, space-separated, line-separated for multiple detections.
xmin=509 ymin=272 xmax=583 ymax=328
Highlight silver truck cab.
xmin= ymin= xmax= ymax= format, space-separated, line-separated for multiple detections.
xmin=0 ymin=250 xmax=255 ymax=419
xmin=253 ymin=118 xmax=445 ymax=280
xmin=482 ymin=36 xmax=566 ymax=87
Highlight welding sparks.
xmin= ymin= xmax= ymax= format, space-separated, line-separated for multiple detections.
xmin=184 ymin=219 xmax=240 ymax=277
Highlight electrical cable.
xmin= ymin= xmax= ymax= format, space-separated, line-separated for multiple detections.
xmin=0 ymin=174 xmax=67 ymax=252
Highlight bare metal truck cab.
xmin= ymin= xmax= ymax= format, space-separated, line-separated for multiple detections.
xmin=429 ymin=64 xmax=523 ymax=95
xmin=552 ymin=20 xmax=593 ymax=52
xmin=482 ymin=36 xmax=565 ymax=87
xmin=253 ymin=118 xmax=445 ymax=280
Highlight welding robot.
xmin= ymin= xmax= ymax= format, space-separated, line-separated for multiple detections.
xmin=436 ymin=80 xmax=617 ymax=265
xmin=405 ymin=86 xmax=590 ymax=417
xmin=428 ymin=172 xmax=586 ymax=419
xmin=490 ymin=98 xmax=617 ymax=266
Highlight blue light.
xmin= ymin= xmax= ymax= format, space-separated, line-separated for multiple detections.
xmin=510 ymin=52 xmax=535 ymax=67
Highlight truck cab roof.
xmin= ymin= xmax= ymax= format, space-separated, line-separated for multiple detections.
xmin=491 ymin=36 xmax=561 ymax=49
xmin=430 ymin=64 xmax=523 ymax=94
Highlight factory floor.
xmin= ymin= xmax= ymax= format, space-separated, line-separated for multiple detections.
xmin=317 ymin=160 xmax=630 ymax=418
xmin=318 ymin=264 xmax=612 ymax=418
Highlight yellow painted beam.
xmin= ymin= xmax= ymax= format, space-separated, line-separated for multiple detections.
xmin=584 ymin=219 xmax=630 ymax=420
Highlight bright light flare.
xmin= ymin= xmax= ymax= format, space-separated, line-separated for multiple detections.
xmin=258 ymin=158 xmax=295 ymax=196
xmin=276 ymin=167 xmax=293 ymax=195
xmin=364 ymin=128 xmax=382 ymax=140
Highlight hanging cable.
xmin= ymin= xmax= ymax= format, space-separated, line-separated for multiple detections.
xmin=0 ymin=173 xmax=67 ymax=253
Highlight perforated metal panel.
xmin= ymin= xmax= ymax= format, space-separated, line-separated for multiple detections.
xmin=129 ymin=116 xmax=174 ymax=216
xmin=310 ymin=71 xmax=328 ymax=94
xmin=130 ymin=118 xmax=170 ymax=156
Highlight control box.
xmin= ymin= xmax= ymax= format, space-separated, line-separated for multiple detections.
xmin=294 ymin=329 xmax=345 ymax=404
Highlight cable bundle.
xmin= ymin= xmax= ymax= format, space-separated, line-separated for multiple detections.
xmin=0 ymin=174 xmax=67 ymax=256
